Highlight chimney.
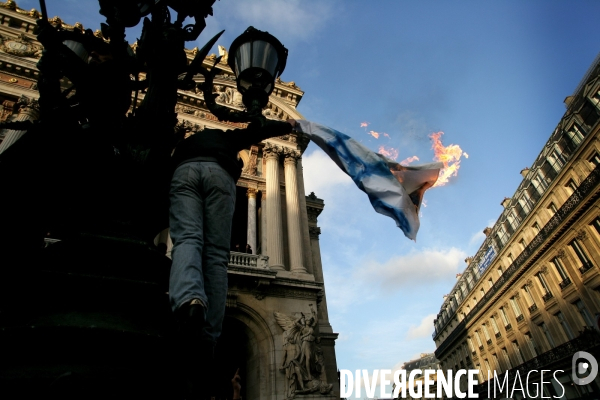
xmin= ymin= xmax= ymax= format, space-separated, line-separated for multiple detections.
xmin=564 ymin=96 xmax=574 ymax=108
xmin=483 ymin=227 xmax=492 ymax=236
xmin=501 ymin=197 xmax=511 ymax=208
xmin=520 ymin=167 xmax=529 ymax=178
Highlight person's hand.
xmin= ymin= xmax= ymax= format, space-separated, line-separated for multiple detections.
xmin=286 ymin=119 xmax=297 ymax=130
xmin=232 ymin=368 xmax=242 ymax=399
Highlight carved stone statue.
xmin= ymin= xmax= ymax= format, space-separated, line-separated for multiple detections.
xmin=274 ymin=305 xmax=333 ymax=399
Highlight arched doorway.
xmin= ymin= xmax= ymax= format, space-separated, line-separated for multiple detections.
xmin=213 ymin=317 xmax=248 ymax=400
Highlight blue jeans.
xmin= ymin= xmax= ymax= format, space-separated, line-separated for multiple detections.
xmin=169 ymin=161 xmax=236 ymax=344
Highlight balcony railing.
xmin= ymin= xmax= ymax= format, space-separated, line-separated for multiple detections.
xmin=505 ymin=324 xmax=512 ymax=332
xmin=495 ymin=332 xmax=501 ymax=339
xmin=559 ymin=277 xmax=572 ymax=289
xmin=434 ymin=165 xmax=600 ymax=356
xmin=229 ymin=251 xmax=269 ymax=269
xmin=579 ymin=262 xmax=594 ymax=274
xmin=542 ymin=292 xmax=554 ymax=303
xmin=516 ymin=314 xmax=524 ymax=323
xmin=486 ymin=339 xmax=492 ymax=345
xmin=528 ymin=304 xmax=538 ymax=313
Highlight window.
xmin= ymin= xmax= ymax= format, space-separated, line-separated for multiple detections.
xmin=567 ymin=123 xmax=584 ymax=146
xmin=548 ymin=202 xmax=558 ymax=214
xmin=484 ymin=358 xmax=492 ymax=376
xmin=500 ymin=307 xmax=510 ymax=326
xmin=588 ymin=152 xmax=600 ymax=167
xmin=521 ymin=335 xmax=535 ymax=361
xmin=523 ymin=285 xmax=536 ymax=308
xmin=539 ymin=161 xmax=558 ymax=182
xmin=574 ymin=299 xmax=593 ymax=327
xmin=532 ymin=172 xmax=549 ymax=192
xmin=537 ymin=272 xmax=552 ymax=294
xmin=507 ymin=253 xmax=514 ymax=264
xmin=539 ymin=322 xmax=555 ymax=347
xmin=482 ymin=324 xmax=492 ymax=343
xmin=501 ymin=347 xmax=512 ymax=369
xmin=556 ymin=311 xmax=574 ymax=340
xmin=548 ymin=146 xmax=567 ymax=170
xmin=510 ymin=297 xmax=523 ymax=319
xmin=515 ymin=202 xmax=527 ymax=221
xmin=490 ymin=316 xmax=500 ymax=335
xmin=551 ymin=257 xmax=569 ymax=282
xmin=512 ymin=340 xmax=524 ymax=364
xmin=466 ymin=274 xmax=473 ymax=290
xmin=507 ymin=209 xmax=520 ymax=231
xmin=496 ymin=226 xmax=509 ymax=246
xmin=475 ymin=330 xmax=483 ymax=348
xmin=467 ymin=337 xmax=476 ymax=353
xmin=492 ymin=354 xmax=501 ymax=373
xmin=570 ymin=239 xmax=594 ymax=273
xmin=519 ymin=192 xmax=535 ymax=214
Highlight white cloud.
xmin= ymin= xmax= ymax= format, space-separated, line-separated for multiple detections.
xmin=356 ymin=247 xmax=467 ymax=292
xmin=302 ymin=149 xmax=353 ymax=198
xmin=213 ymin=0 xmax=337 ymax=44
xmin=324 ymin=247 xmax=467 ymax=315
xmin=406 ymin=313 xmax=436 ymax=340
xmin=468 ymin=230 xmax=485 ymax=247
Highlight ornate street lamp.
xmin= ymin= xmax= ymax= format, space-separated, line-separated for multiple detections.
xmin=227 ymin=26 xmax=288 ymax=114
xmin=193 ymin=26 xmax=289 ymax=122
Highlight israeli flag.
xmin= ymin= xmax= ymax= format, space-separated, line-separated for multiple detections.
xmin=296 ymin=120 xmax=441 ymax=240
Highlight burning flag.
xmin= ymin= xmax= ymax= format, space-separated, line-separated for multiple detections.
xmin=400 ymin=155 xmax=420 ymax=166
xmin=429 ymin=131 xmax=466 ymax=187
xmin=295 ymin=120 xmax=441 ymax=240
xmin=378 ymin=145 xmax=399 ymax=160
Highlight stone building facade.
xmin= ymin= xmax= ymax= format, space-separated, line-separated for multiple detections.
xmin=433 ymin=54 xmax=600 ymax=399
xmin=0 ymin=2 xmax=338 ymax=399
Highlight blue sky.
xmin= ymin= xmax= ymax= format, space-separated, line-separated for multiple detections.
xmin=24 ymin=0 xmax=600 ymax=395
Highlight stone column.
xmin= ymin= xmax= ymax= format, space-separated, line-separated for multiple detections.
xmin=296 ymin=156 xmax=314 ymax=274
xmin=0 ymin=96 xmax=39 ymax=154
xmin=246 ymin=188 xmax=257 ymax=254
xmin=260 ymin=190 xmax=267 ymax=256
xmin=284 ymin=149 xmax=306 ymax=273
xmin=263 ymin=144 xmax=284 ymax=270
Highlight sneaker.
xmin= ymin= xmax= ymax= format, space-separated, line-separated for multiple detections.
xmin=178 ymin=298 xmax=207 ymax=337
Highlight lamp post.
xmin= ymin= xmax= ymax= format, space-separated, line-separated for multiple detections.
xmin=227 ymin=26 xmax=288 ymax=116
xmin=196 ymin=26 xmax=288 ymax=123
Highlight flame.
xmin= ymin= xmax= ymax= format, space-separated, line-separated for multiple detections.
xmin=368 ymin=130 xmax=380 ymax=139
xmin=430 ymin=131 xmax=466 ymax=187
xmin=399 ymin=155 xmax=419 ymax=166
xmin=378 ymin=145 xmax=399 ymax=161
xmin=360 ymin=121 xmax=370 ymax=128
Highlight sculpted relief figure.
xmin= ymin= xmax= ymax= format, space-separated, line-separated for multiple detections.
xmin=274 ymin=305 xmax=333 ymax=399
